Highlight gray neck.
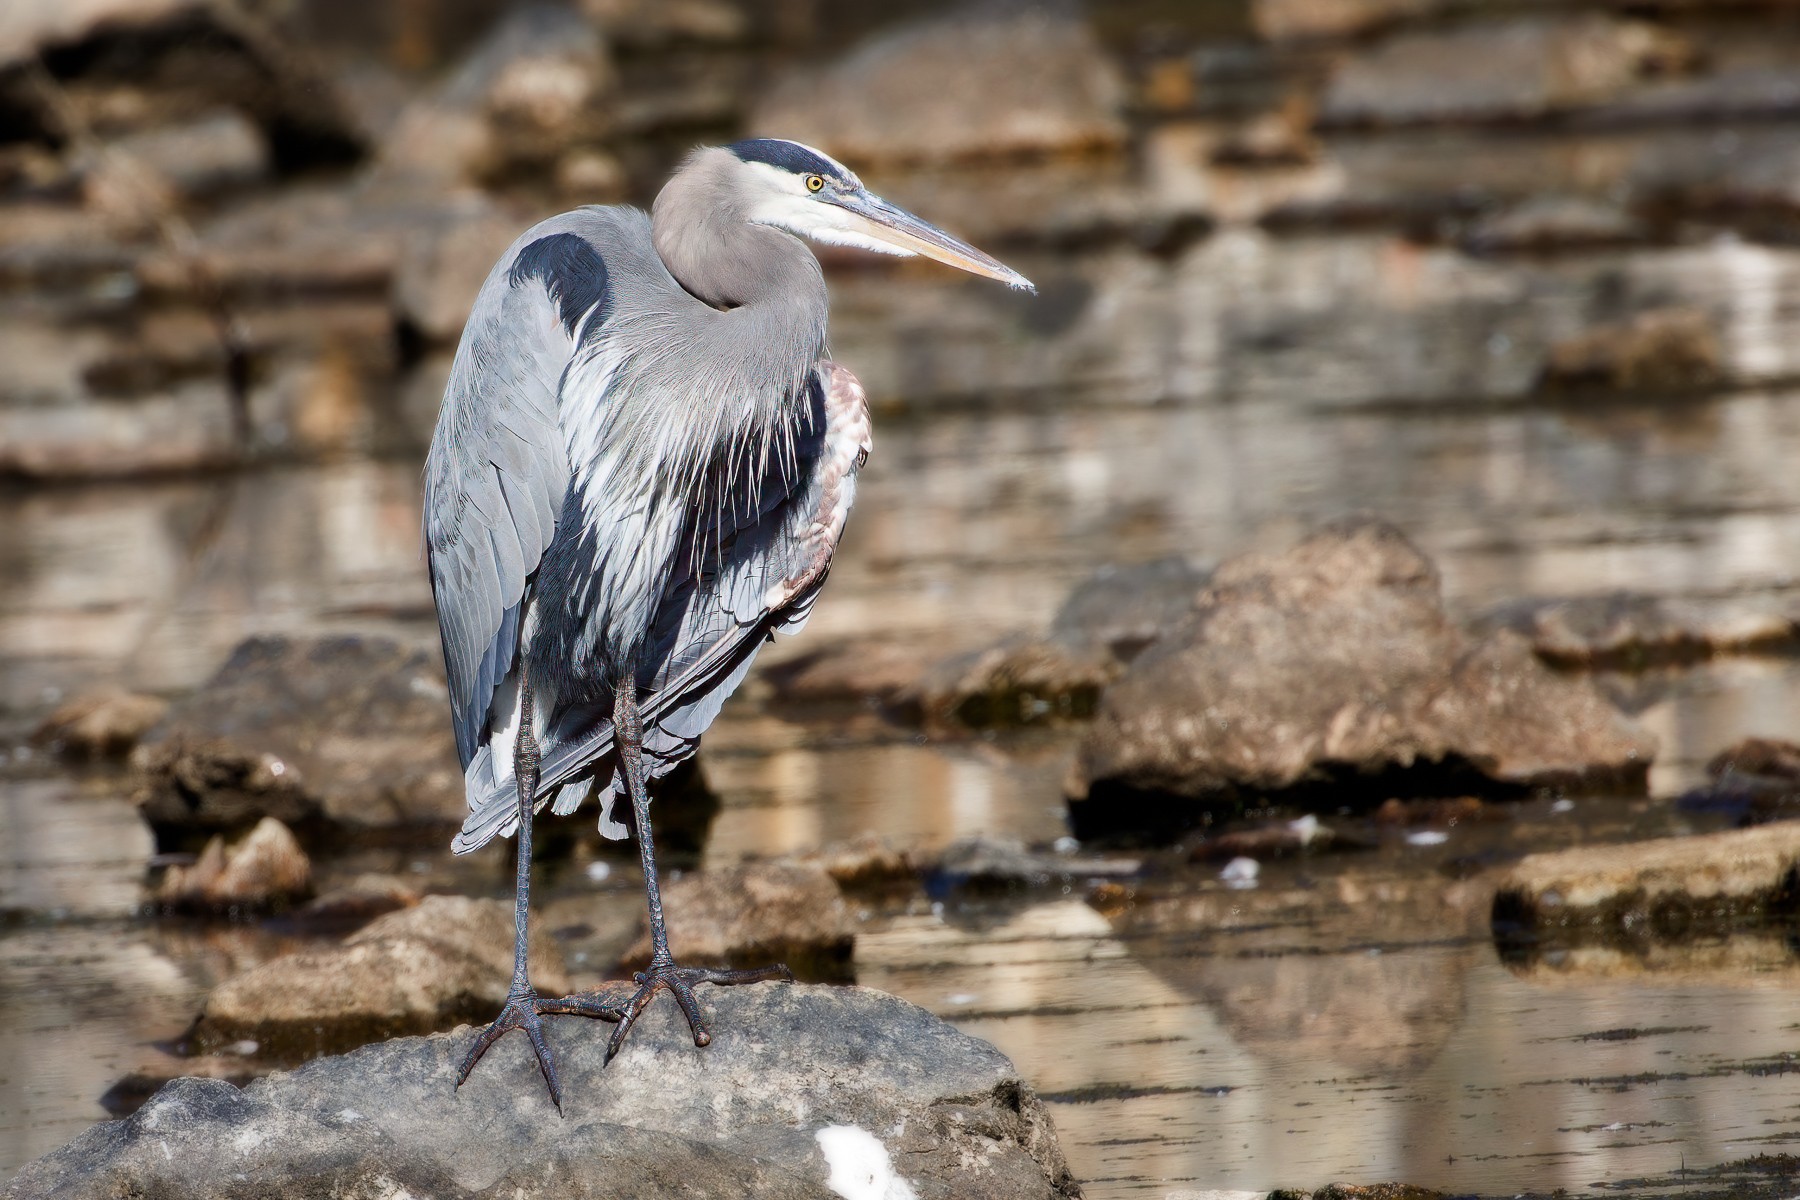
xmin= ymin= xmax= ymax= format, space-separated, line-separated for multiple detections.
xmin=652 ymin=148 xmax=827 ymax=316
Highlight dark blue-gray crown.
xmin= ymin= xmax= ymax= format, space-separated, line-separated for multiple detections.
xmin=727 ymin=138 xmax=846 ymax=181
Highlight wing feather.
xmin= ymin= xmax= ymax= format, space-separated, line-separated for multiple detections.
xmin=453 ymin=361 xmax=870 ymax=851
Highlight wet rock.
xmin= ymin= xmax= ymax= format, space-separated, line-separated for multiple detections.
xmin=930 ymin=836 xmax=1140 ymax=896
xmin=902 ymin=635 xmax=1117 ymax=730
xmin=1491 ymin=823 xmax=1800 ymax=945
xmin=1472 ymin=591 xmax=1799 ymax=668
xmin=1070 ymin=519 xmax=1657 ymax=842
xmin=188 ymin=894 xmax=569 ymax=1059
xmin=750 ymin=9 xmax=1127 ymax=165
xmin=31 ymin=688 xmax=168 ymax=759
xmin=153 ymin=816 xmax=313 ymax=913
xmin=131 ymin=635 xmax=464 ymax=846
xmin=1537 ymin=307 xmax=1723 ymax=392
xmin=1710 ymin=737 xmax=1800 ymax=784
xmin=1322 ymin=16 xmax=1691 ymax=127
xmin=1049 ymin=556 xmax=1211 ymax=663
xmin=9 ymin=985 xmax=1079 ymax=1200
xmin=618 ymin=862 xmax=854 ymax=982
xmin=1678 ymin=737 xmax=1800 ymax=826
xmin=759 ymin=638 xmax=932 ymax=707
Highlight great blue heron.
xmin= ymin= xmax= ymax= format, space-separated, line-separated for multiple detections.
xmin=426 ymin=138 xmax=1032 ymax=1104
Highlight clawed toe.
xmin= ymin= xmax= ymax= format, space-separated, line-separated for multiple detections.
xmin=605 ymin=959 xmax=793 ymax=1062
xmin=457 ymin=986 xmax=628 ymax=1109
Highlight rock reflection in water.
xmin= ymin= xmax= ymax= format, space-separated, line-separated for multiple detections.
xmin=855 ymin=861 xmax=1800 ymax=1195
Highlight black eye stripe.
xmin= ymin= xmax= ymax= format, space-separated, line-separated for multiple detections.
xmin=728 ymin=138 xmax=844 ymax=182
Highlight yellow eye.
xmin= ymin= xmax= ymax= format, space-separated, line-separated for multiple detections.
xmin=805 ymin=174 xmax=824 ymax=193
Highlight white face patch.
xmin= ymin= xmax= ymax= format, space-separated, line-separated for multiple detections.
xmin=815 ymin=1126 xmax=919 ymax=1200
xmin=739 ymin=161 xmax=918 ymax=259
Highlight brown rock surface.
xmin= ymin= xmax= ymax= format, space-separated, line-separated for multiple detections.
xmin=1473 ymin=590 xmax=1800 ymax=667
xmin=1322 ymin=16 xmax=1690 ymax=127
xmin=1538 ymin=307 xmax=1724 ymax=392
xmin=32 ymin=688 xmax=168 ymax=759
xmin=132 ymin=635 xmax=464 ymax=844
xmin=750 ymin=9 xmax=1127 ymax=165
xmin=154 ymin=817 xmax=313 ymax=912
xmin=618 ymin=862 xmax=854 ymax=981
xmin=1071 ymin=519 xmax=1657 ymax=840
xmin=192 ymin=895 xmax=569 ymax=1058
xmin=1492 ymin=823 xmax=1800 ymax=940
xmin=903 ymin=635 xmax=1117 ymax=730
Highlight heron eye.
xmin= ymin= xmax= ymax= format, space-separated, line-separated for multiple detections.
xmin=805 ymin=174 xmax=824 ymax=193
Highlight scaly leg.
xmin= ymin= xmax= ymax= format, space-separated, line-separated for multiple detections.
xmin=601 ymin=668 xmax=791 ymax=1062
xmin=455 ymin=678 xmax=620 ymax=1109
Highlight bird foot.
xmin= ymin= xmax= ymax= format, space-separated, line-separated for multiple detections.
xmin=456 ymin=984 xmax=624 ymax=1110
xmin=604 ymin=956 xmax=793 ymax=1062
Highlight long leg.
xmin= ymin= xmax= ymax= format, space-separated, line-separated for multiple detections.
xmin=599 ymin=668 xmax=791 ymax=1062
xmin=454 ymin=678 xmax=618 ymax=1108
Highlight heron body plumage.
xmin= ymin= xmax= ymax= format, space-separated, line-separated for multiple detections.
xmin=425 ymin=138 xmax=1028 ymax=1094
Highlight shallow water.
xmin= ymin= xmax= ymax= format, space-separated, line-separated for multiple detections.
xmin=8 ymin=219 xmax=1800 ymax=1200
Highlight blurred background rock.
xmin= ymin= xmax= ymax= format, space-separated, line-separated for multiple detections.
xmin=10 ymin=0 xmax=1800 ymax=1194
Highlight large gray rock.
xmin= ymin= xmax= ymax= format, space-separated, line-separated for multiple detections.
xmin=131 ymin=635 xmax=464 ymax=843
xmin=750 ymin=9 xmax=1127 ymax=165
xmin=1070 ymin=519 xmax=1657 ymax=840
xmin=7 ymin=985 xmax=1081 ymax=1200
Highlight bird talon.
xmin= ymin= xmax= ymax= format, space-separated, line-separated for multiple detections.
xmin=600 ymin=958 xmax=783 ymax=1062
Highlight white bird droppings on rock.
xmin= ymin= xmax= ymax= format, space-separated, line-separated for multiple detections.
xmin=816 ymin=1126 xmax=919 ymax=1200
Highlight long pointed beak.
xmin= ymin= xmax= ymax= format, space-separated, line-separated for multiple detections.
xmin=832 ymin=188 xmax=1035 ymax=292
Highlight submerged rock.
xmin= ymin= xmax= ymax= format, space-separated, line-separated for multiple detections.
xmin=902 ymin=635 xmax=1117 ymax=730
xmin=929 ymin=836 xmax=1140 ymax=895
xmin=1070 ymin=519 xmax=1657 ymax=841
xmin=8 ymin=986 xmax=1081 ymax=1200
xmin=1537 ymin=306 xmax=1723 ymax=393
xmin=1491 ymin=823 xmax=1800 ymax=946
xmin=1680 ymin=737 xmax=1800 ymax=826
xmin=618 ymin=862 xmax=854 ymax=982
xmin=131 ymin=635 xmax=464 ymax=845
xmin=750 ymin=9 xmax=1127 ymax=165
xmin=188 ymin=895 xmax=568 ymax=1060
xmin=1473 ymin=591 xmax=1800 ymax=668
xmin=153 ymin=816 xmax=313 ymax=913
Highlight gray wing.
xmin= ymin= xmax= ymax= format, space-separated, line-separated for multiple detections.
xmin=452 ymin=360 xmax=871 ymax=852
xmin=424 ymin=215 xmax=614 ymax=769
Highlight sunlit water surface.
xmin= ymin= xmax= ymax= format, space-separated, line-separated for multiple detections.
xmin=7 ymin=261 xmax=1800 ymax=1192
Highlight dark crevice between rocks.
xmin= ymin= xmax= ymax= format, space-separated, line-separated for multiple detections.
xmin=1069 ymin=753 xmax=1533 ymax=845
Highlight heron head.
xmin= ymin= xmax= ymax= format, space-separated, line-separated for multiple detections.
xmin=724 ymin=138 xmax=1034 ymax=292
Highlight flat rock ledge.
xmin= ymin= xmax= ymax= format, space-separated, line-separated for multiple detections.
xmin=5 ymin=984 xmax=1081 ymax=1200
xmin=1492 ymin=823 xmax=1800 ymax=945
